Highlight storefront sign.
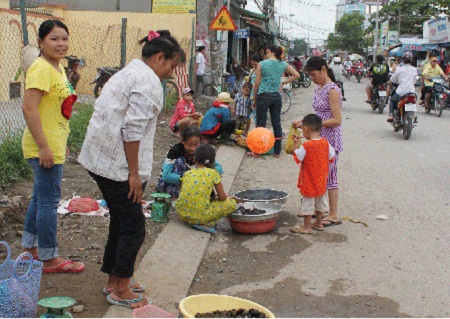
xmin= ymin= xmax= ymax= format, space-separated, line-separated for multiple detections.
xmin=428 ymin=18 xmax=449 ymax=44
xmin=234 ymin=29 xmax=250 ymax=38
xmin=152 ymin=0 xmax=196 ymax=13
xmin=380 ymin=21 xmax=389 ymax=48
xmin=388 ymin=31 xmax=398 ymax=46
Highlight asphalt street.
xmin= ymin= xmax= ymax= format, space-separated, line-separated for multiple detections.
xmin=188 ymin=78 xmax=450 ymax=317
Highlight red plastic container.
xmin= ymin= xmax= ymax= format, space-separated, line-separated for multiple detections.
xmin=228 ymin=217 xmax=278 ymax=234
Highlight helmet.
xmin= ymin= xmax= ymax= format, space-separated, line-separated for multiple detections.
xmin=402 ymin=51 xmax=414 ymax=63
xmin=333 ymin=57 xmax=341 ymax=63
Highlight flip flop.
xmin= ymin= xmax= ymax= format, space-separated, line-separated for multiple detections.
xmin=322 ymin=220 xmax=342 ymax=227
xmin=311 ymin=224 xmax=324 ymax=231
xmin=192 ymin=224 xmax=217 ymax=234
xmin=102 ymin=280 xmax=146 ymax=295
xmin=107 ymin=294 xmax=149 ymax=309
xmin=290 ymin=226 xmax=312 ymax=234
xmin=42 ymin=260 xmax=85 ymax=274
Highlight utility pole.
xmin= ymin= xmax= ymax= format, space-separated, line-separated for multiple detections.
xmin=307 ymin=31 xmax=310 ymax=55
xmin=398 ymin=8 xmax=401 ymax=37
xmin=116 ymin=0 xmax=120 ymax=11
xmin=373 ymin=0 xmax=379 ymax=63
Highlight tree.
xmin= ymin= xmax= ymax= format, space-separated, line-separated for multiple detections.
xmin=367 ymin=0 xmax=449 ymax=36
xmin=326 ymin=12 xmax=366 ymax=55
xmin=287 ymin=39 xmax=308 ymax=56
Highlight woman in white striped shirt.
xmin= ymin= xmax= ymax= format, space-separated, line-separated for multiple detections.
xmin=78 ymin=30 xmax=185 ymax=309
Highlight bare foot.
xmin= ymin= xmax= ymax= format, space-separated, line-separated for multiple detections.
xmin=290 ymin=226 xmax=312 ymax=234
xmin=23 ymin=247 xmax=38 ymax=260
xmin=245 ymin=151 xmax=259 ymax=158
xmin=273 ymin=154 xmax=281 ymax=158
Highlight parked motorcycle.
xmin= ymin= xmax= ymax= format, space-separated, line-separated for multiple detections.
xmin=91 ymin=67 xmax=121 ymax=98
xmin=292 ymin=72 xmax=311 ymax=88
xmin=64 ymin=55 xmax=85 ymax=90
xmin=424 ymin=77 xmax=448 ymax=117
xmin=390 ymin=83 xmax=417 ymax=140
xmin=371 ymin=82 xmax=388 ymax=114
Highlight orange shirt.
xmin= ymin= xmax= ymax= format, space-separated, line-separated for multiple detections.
xmin=293 ymin=138 xmax=335 ymax=197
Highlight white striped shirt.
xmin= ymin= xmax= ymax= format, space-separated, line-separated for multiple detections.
xmin=78 ymin=59 xmax=163 ymax=182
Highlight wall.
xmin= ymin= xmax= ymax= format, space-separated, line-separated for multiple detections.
xmin=41 ymin=0 xmax=152 ymax=13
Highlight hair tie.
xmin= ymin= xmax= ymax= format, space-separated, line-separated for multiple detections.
xmin=204 ymin=160 xmax=210 ymax=164
xmin=148 ymin=30 xmax=160 ymax=42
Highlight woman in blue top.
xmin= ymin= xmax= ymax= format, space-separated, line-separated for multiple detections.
xmin=252 ymin=45 xmax=299 ymax=157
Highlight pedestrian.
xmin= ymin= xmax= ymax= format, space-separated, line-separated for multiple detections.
xmin=290 ymin=114 xmax=335 ymax=234
xmin=157 ymin=127 xmax=223 ymax=198
xmin=169 ymin=87 xmax=201 ymax=136
xmin=78 ymin=30 xmax=185 ymax=309
xmin=194 ymin=46 xmax=210 ymax=96
xmin=233 ymin=82 xmax=253 ymax=135
xmin=175 ymin=144 xmax=237 ymax=234
xmin=252 ymin=44 xmax=300 ymax=158
xmin=329 ymin=56 xmax=346 ymax=101
xmin=21 ymin=20 xmax=84 ymax=274
xmin=200 ymin=92 xmax=237 ymax=145
xmin=293 ymin=56 xmax=343 ymax=227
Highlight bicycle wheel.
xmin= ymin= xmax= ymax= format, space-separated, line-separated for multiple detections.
xmin=202 ymin=84 xmax=218 ymax=96
xmin=281 ymin=90 xmax=292 ymax=115
xmin=163 ymin=80 xmax=179 ymax=109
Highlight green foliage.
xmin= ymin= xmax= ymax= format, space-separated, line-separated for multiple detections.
xmin=67 ymin=103 xmax=94 ymax=153
xmin=367 ymin=0 xmax=449 ymax=36
xmin=287 ymin=39 xmax=309 ymax=57
xmin=0 ymin=131 xmax=32 ymax=191
xmin=327 ymin=12 xmax=367 ymax=55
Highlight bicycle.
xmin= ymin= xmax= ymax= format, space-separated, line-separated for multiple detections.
xmin=281 ymin=88 xmax=292 ymax=115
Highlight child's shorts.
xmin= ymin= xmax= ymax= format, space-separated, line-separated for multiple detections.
xmin=301 ymin=194 xmax=328 ymax=215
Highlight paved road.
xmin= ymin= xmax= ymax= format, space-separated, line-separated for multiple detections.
xmin=189 ymin=78 xmax=450 ymax=317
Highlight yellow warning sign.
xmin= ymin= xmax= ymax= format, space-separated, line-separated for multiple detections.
xmin=210 ymin=6 xmax=237 ymax=31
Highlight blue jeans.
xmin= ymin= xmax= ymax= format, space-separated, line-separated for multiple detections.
xmin=389 ymin=93 xmax=401 ymax=115
xmin=22 ymin=159 xmax=63 ymax=261
xmin=256 ymin=92 xmax=282 ymax=155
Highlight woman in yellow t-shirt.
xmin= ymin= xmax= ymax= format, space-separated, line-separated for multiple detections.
xmin=21 ymin=20 xmax=83 ymax=274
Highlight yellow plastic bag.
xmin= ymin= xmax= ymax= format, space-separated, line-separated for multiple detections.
xmin=285 ymin=125 xmax=300 ymax=154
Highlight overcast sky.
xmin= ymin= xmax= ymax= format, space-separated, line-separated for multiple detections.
xmin=246 ymin=0 xmax=339 ymax=46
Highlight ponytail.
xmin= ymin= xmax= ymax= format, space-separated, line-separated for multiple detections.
xmin=139 ymin=30 xmax=186 ymax=63
xmin=305 ymin=56 xmax=337 ymax=83
xmin=268 ymin=44 xmax=283 ymax=61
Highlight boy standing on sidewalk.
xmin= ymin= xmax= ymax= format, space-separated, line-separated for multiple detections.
xmin=290 ymin=114 xmax=335 ymax=234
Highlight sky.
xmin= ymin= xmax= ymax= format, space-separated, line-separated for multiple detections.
xmin=246 ymin=0 xmax=340 ymax=46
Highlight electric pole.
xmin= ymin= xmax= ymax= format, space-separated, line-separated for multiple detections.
xmin=398 ymin=8 xmax=401 ymax=37
xmin=373 ymin=0 xmax=379 ymax=63
xmin=116 ymin=0 xmax=120 ymax=11
xmin=307 ymin=31 xmax=310 ymax=55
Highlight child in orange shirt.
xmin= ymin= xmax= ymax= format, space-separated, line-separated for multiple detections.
xmin=290 ymin=114 xmax=335 ymax=234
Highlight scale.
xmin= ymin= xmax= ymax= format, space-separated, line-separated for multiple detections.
xmin=38 ymin=296 xmax=76 ymax=318
xmin=150 ymin=193 xmax=171 ymax=223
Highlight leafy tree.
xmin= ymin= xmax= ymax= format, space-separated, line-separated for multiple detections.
xmin=326 ymin=12 xmax=366 ymax=55
xmin=287 ymin=38 xmax=308 ymax=56
xmin=367 ymin=0 xmax=449 ymax=36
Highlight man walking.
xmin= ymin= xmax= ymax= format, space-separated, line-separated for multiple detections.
xmin=195 ymin=46 xmax=210 ymax=96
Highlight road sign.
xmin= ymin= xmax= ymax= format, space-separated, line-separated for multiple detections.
xmin=210 ymin=6 xmax=237 ymax=31
xmin=234 ymin=28 xmax=249 ymax=38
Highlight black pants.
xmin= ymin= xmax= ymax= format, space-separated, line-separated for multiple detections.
xmin=89 ymin=171 xmax=146 ymax=278
xmin=202 ymin=119 xmax=237 ymax=139
xmin=256 ymin=92 xmax=282 ymax=155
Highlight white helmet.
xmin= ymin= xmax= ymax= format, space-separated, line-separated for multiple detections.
xmin=333 ymin=57 xmax=341 ymax=63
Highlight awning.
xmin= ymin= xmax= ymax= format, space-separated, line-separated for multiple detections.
xmin=399 ymin=38 xmax=438 ymax=51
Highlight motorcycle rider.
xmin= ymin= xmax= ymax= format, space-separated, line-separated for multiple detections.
xmin=366 ymin=55 xmax=390 ymax=105
xmin=422 ymin=54 xmax=449 ymax=109
xmin=387 ymin=52 xmax=417 ymax=122
xmin=329 ymin=56 xmax=347 ymax=101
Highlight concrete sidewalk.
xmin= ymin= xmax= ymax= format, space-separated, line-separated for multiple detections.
xmin=104 ymin=145 xmax=245 ymax=317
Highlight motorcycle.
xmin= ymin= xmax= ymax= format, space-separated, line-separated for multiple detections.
xmin=344 ymin=66 xmax=352 ymax=80
xmin=371 ymin=82 xmax=388 ymax=114
xmin=424 ymin=77 xmax=448 ymax=117
xmin=91 ymin=67 xmax=121 ymax=98
xmin=390 ymin=83 xmax=417 ymax=140
xmin=64 ymin=55 xmax=85 ymax=90
xmin=292 ymin=71 xmax=311 ymax=88
xmin=354 ymin=65 xmax=363 ymax=83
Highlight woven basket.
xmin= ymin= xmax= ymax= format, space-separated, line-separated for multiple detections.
xmin=179 ymin=294 xmax=275 ymax=318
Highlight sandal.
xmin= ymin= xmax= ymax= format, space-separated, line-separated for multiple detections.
xmin=311 ymin=224 xmax=324 ymax=231
xmin=290 ymin=226 xmax=312 ymax=234
xmin=322 ymin=220 xmax=342 ymax=227
xmin=192 ymin=224 xmax=217 ymax=234
xmin=106 ymin=294 xmax=149 ymax=309
xmin=102 ymin=280 xmax=146 ymax=295
xmin=42 ymin=260 xmax=85 ymax=274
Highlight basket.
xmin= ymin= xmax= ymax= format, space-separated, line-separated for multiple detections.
xmin=179 ymin=294 xmax=275 ymax=318
xmin=0 ymin=241 xmax=43 ymax=318
xmin=228 ymin=217 xmax=278 ymax=234
xmin=133 ymin=305 xmax=176 ymax=318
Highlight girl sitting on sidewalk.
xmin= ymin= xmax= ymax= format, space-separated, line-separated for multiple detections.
xmin=175 ymin=144 xmax=236 ymax=234
xmin=157 ymin=127 xmax=223 ymax=198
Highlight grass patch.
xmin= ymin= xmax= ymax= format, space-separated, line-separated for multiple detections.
xmin=0 ymin=131 xmax=32 ymax=191
xmin=67 ymin=103 xmax=94 ymax=153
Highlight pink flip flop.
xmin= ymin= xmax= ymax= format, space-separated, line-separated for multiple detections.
xmin=43 ymin=260 xmax=85 ymax=274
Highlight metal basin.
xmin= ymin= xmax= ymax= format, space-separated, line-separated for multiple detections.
xmin=229 ymin=202 xmax=283 ymax=221
xmin=233 ymin=189 xmax=289 ymax=205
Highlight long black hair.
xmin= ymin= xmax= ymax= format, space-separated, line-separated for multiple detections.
xmin=304 ymin=56 xmax=337 ymax=83
xmin=139 ymin=30 xmax=186 ymax=63
xmin=182 ymin=126 xmax=201 ymax=142
xmin=268 ymin=44 xmax=283 ymax=61
xmin=39 ymin=20 xmax=69 ymax=39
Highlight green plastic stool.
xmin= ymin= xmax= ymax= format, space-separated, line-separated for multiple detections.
xmin=150 ymin=193 xmax=171 ymax=223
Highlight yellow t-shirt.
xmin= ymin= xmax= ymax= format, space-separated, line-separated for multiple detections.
xmin=423 ymin=64 xmax=444 ymax=87
xmin=22 ymin=57 xmax=75 ymax=164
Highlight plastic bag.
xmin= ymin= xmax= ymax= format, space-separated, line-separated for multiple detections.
xmin=285 ymin=125 xmax=300 ymax=154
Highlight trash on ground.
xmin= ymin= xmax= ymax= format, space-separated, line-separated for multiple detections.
xmin=342 ymin=216 xmax=368 ymax=227
xmin=376 ymin=215 xmax=389 ymax=220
